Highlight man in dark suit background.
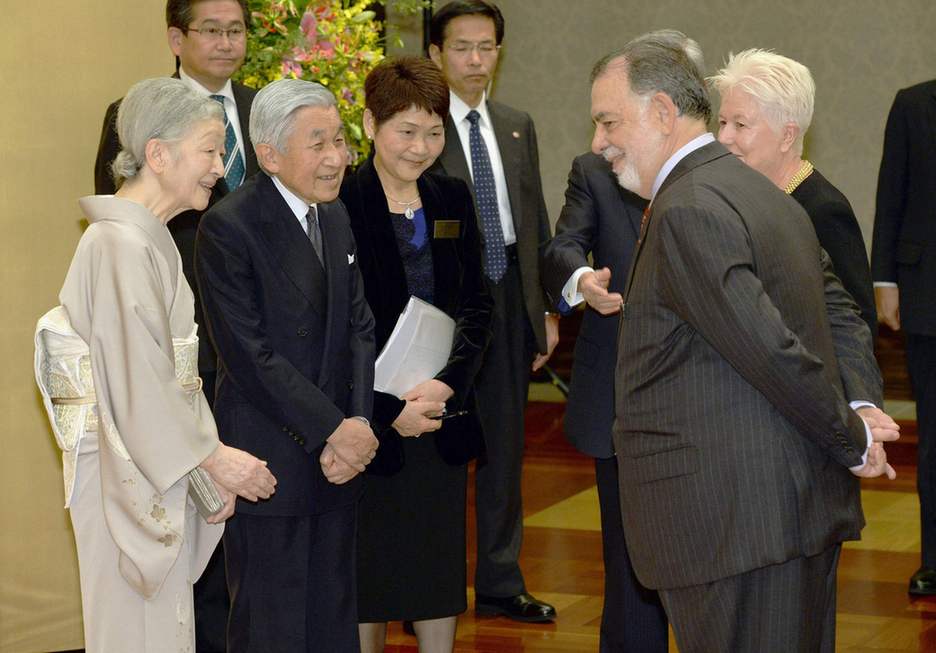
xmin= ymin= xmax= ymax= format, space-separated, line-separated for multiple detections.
xmin=872 ymin=80 xmax=936 ymax=595
xmin=428 ymin=0 xmax=558 ymax=623
xmin=196 ymin=79 xmax=378 ymax=652
xmin=591 ymin=37 xmax=897 ymax=651
xmin=92 ymin=2 xmax=258 ymax=649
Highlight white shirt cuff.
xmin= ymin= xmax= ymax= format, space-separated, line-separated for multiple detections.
xmin=847 ymin=400 xmax=875 ymax=470
xmin=873 ymin=281 xmax=897 ymax=287
xmin=562 ymin=266 xmax=595 ymax=307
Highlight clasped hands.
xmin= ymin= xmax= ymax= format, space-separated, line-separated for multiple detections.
xmin=851 ymin=406 xmax=900 ymax=480
xmin=393 ymin=379 xmax=453 ymax=437
xmin=320 ymin=417 xmax=380 ymax=485
xmin=200 ymin=442 xmax=278 ymax=523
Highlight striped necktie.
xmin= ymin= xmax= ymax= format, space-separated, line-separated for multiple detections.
xmin=209 ymin=94 xmax=246 ymax=189
xmin=306 ymin=205 xmax=323 ymax=265
xmin=466 ymin=109 xmax=507 ymax=282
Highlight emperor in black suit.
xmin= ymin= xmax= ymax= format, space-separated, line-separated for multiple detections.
xmin=429 ymin=1 xmax=557 ymax=620
xmin=195 ymin=80 xmax=377 ymax=652
xmin=542 ymin=153 xmax=667 ymax=652
xmin=592 ymin=41 xmax=893 ymax=651
xmin=872 ymin=79 xmax=936 ymax=593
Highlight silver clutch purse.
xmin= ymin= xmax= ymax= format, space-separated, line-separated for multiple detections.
xmin=188 ymin=467 xmax=225 ymax=519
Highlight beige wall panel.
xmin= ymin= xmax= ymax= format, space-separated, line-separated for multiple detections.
xmin=1 ymin=1 xmax=171 ymax=651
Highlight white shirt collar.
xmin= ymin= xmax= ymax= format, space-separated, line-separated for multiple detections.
xmin=449 ymin=90 xmax=491 ymax=129
xmin=178 ymin=67 xmax=234 ymax=103
xmin=651 ymin=132 xmax=715 ymax=200
xmin=271 ymin=174 xmax=316 ymax=223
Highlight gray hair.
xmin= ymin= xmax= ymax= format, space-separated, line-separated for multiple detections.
xmin=631 ymin=29 xmax=705 ymax=76
xmin=249 ymin=78 xmax=338 ymax=159
xmin=708 ymin=49 xmax=815 ymax=154
xmin=112 ymin=77 xmax=223 ymax=185
xmin=591 ymin=37 xmax=712 ymax=123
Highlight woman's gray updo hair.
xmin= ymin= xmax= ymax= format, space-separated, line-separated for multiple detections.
xmin=111 ymin=77 xmax=224 ymax=186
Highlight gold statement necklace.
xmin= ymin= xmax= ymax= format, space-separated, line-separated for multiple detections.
xmin=784 ymin=160 xmax=814 ymax=195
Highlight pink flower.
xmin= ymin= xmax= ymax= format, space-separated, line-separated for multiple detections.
xmin=317 ymin=41 xmax=335 ymax=59
xmin=341 ymin=88 xmax=354 ymax=103
xmin=281 ymin=59 xmax=302 ymax=78
xmin=300 ymin=11 xmax=318 ymax=44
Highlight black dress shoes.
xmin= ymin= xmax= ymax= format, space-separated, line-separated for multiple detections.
xmin=909 ymin=567 xmax=936 ymax=595
xmin=475 ymin=592 xmax=557 ymax=623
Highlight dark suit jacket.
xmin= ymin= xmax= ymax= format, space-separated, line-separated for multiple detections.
xmin=615 ymin=141 xmax=881 ymax=590
xmin=791 ymin=167 xmax=877 ymax=338
xmin=94 ymin=79 xmax=260 ymax=375
xmin=433 ymin=99 xmax=550 ymax=352
xmin=195 ymin=172 xmax=375 ymax=516
xmin=542 ymin=153 xmax=646 ymax=458
xmin=339 ymin=159 xmax=493 ymax=472
xmin=871 ymin=79 xmax=936 ymax=336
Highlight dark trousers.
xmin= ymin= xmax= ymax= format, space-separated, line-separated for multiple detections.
xmin=474 ymin=262 xmax=534 ymax=596
xmin=224 ymin=506 xmax=359 ymax=653
xmin=907 ymin=334 xmax=936 ymax=568
xmin=595 ymin=456 xmax=668 ymax=652
xmin=659 ymin=545 xmax=841 ymax=653
xmin=193 ymin=369 xmax=229 ymax=653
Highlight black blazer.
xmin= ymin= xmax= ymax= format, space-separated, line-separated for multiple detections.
xmin=93 ymin=78 xmax=260 ymax=375
xmin=542 ymin=153 xmax=646 ymax=458
xmin=791 ymin=167 xmax=877 ymax=339
xmin=871 ymin=79 xmax=936 ymax=336
xmin=195 ymin=172 xmax=375 ymax=516
xmin=340 ymin=159 xmax=493 ymax=473
xmin=615 ymin=142 xmax=880 ymax=591
xmin=434 ymin=100 xmax=551 ymax=352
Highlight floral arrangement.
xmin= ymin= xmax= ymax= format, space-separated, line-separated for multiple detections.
xmin=236 ymin=0 xmax=429 ymax=163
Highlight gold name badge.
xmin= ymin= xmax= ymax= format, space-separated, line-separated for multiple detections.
xmin=434 ymin=220 xmax=461 ymax=239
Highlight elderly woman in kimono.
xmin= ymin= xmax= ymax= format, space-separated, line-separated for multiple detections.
xmin=49 ymin=77 xmax=277 ymax=652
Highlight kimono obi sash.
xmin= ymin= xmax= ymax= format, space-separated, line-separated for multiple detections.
xmin=34 ymin=305 xmax=201 ymax=506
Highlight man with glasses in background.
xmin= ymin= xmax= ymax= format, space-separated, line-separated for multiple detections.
xmin=92 ymin=2 xmax=258 ymax=650
xmin=429 ymin=0 xmax=558 ymax=623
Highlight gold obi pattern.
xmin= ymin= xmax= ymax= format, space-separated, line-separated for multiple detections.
xmin=34 ymin=306 xmax=201 ymax=507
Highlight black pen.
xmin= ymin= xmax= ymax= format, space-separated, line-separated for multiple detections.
xmin=432 ymin=410 xmax=469 ymax=420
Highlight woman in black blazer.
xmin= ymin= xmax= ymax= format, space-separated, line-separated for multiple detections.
xmin=340 ymin=57 xmax=492 ymax=653
xmin=711 ymin=48 xmax=877 ymax=337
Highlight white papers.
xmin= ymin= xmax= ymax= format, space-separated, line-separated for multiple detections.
xmin=374 ymin=297 xmax=455 ymax=398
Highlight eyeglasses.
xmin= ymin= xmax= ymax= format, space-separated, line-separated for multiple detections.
xmin=186 ymin=24 xmax=247 ymax=43
xmin=446 ymin=41 xmax=500 ymax=57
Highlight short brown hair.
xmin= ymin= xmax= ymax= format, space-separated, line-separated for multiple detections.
xmin=364 ymin=57 xmax=450 ymax=127
xmin=165 ymin=0 xmax=248 ymax=30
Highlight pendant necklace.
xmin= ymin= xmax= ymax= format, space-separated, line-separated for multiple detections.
xmin=387 ymin=194 xmax=420 ymax=220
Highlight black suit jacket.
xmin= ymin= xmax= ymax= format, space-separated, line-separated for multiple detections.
xmin=94 ymin=79 xmax=260 ymax=375
xmin=339 ymin=159 xmax=493 ymax=472
xmin=871 ymin=79 xmax=936 ymax=335
xmin=434 ymin=99 xmax=550 ymax=352
xmin=195 ymin=172 xmax=375 ymax=516
xmin=615 ymin=141 xmax=880 ymax=590
xmin=791 ymin=167 xmax=877 ymax=339
xmin=542 ymin=153 xmax=646 ymax=458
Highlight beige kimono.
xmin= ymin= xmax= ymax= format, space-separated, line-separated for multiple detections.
xmin=50 ymin=196 xmax=222 ymax=652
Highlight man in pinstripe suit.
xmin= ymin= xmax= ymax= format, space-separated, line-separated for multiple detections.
xmin=590 ymin=38 xmax=898 ymax=651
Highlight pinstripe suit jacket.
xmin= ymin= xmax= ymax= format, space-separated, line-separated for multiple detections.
xmin=614 ymin=141 xmax=881 ymax=590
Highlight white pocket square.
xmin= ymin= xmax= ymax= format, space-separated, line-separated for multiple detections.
xmin=347 ymin=253 xmax=355 ymax=264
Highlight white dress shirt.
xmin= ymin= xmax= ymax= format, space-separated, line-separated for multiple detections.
xmin=272 ymin=175 xmax=317 ymax=233
xmin=179 ymin=67 xmax=246 ymax=161
xmin=449 ymin=91 xmax=517 ymax=246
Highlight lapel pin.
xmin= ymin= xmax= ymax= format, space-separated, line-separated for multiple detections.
xmin=512 ymin=131 xmax=520 ymax=139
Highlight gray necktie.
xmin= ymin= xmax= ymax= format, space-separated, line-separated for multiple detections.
xmin=306 ymin=205 xmax=323 ymax=264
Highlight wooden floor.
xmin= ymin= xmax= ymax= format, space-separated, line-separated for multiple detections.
xmin=380 ymin=397 xmax=934 ymax=652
